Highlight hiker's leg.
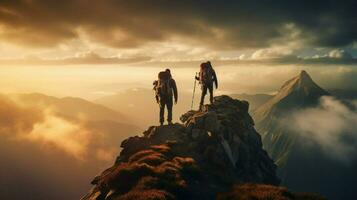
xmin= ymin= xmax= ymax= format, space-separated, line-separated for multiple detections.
xmin=167 ymin=97 xmax=173 ymax=124
xmin=200 ymin=85 xmax=207 ymax=106
xmin=208 ymin=84 xmax=214 ymax=104
xmin=159 ymin=99 xmax=165 ymax=125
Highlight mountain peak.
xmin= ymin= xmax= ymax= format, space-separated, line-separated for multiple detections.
xmin=299 ymin=70 xmax=308 ymax=77
xmin=299 ymin=70 xmax=311 ymax=80
xmin=254 ymin=70 xmax=329 ymax=123
xmin=278 ymin=70 xmax=328 ymax=97
xmin=297 ymin=70 xmax=314 ymax=86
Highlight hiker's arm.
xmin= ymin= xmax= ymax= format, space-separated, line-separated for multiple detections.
xmin=152 ymin=80 xmax=158 ymax=90
xmin=155 ymin=95 xmax=159 ymax=104
xmin=171 ymin=79 xmax=178 ymax=103
xmin=213 ymin=69 xmax=218 ymax=89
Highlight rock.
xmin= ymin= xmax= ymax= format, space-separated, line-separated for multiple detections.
xmin=191 ymin=128 xmax=201 ymax=139
xmin=204 ymin=111 xmax=219 ymax=133
xmin=180 ymin=110 xmax=197 ymax=123
xmin=240 ymin=100 xmax=250 ymax=113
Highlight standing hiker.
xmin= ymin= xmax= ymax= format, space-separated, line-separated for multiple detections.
xmin=153 ymin=69 xmax=178 ymax=125
xmin=196 ymin=61 xmax=218 ymax=108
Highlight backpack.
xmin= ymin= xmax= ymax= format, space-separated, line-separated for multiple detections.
xmin=200 ymin=63 xmax=214 ymax=85
xmin=155 ymin=71 xmax=173 ymax=98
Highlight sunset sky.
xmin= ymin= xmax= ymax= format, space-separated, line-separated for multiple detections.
xmin=0 ymin=0 xmax=356 ymax=99
xmin=0 ymin=1 xmax=357 ymax=199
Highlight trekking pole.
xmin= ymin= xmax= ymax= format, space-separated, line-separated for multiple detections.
xmin=191 ymin=72 xmax=198 ymax=110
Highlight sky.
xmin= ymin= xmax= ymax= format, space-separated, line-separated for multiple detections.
xmin=0 ymin=0 xmax=357 ymax=99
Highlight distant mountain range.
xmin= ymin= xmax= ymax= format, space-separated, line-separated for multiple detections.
xmin=9 ymin=93 xmax=130 ymax=123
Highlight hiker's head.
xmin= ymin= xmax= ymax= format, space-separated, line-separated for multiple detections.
xmin=165 ymin=68 xmax=172 ymax=78
xmin=200 ymin=63 xmax=206 ymax=69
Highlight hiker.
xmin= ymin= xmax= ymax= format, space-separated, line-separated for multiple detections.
xmin=153 ymin=69 xmax=178 ymax=125
xmin=195 ymin=61 xmax=218 ymax=108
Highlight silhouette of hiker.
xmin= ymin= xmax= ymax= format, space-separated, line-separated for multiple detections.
xmin=153 ymin=69 xmax=178 ymax=125
xmin=196 ymin=61 xmax=218 ymax=109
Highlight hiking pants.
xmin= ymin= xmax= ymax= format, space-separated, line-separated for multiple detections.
xmin=200 ymin=83 xmax=214 ymax=106
xmin=159 ymin=96 xmax=173 ymax=124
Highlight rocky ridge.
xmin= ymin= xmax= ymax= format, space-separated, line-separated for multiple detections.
xmin=81 ymin=95 xmax=321 ymax=200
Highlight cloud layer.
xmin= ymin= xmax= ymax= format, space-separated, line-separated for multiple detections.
xmin=0 ymin=94 xmax=114 ymax=160
xmin=288 ymin=96 xmax=357 ymax=162
xmin=0 ymin=0 xmax=356 ymax=50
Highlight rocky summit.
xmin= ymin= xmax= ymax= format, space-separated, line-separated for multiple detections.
xmin=81 ymin=95 xmax=322 ymax=200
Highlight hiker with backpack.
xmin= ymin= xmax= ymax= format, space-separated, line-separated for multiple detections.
xmin=153 ymin=69 xmax=178 ymax=126
xmin=195 ymin=61 xmax=218 ymax=108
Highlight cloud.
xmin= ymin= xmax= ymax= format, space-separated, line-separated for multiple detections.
xmin=19 ymin=109 xmax=91 ymax=159
xmin=288 ymin=96 xmax=357 ymax=162
xmin=0 ymin=52 xmax=151 ymax=65
xmin=0 ymin=93 xmax=128 ymax=160
xmin=250 ymin=48 xmax=293 ymax=60
xmin=328 ymin=49 xmax=353 ymax=59
xmin=0 ymin=0 xmax=356 ymax=50
xmin=0 ymin=95 xmax=87 ymax=159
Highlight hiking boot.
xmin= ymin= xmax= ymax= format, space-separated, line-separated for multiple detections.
xmin=199 ymin=104 xmax=204 ymax=111
xmin=168 ymin=121 xmax=173 ymax=125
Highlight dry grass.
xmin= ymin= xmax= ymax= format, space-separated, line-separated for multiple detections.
xmin=150 ymin=144 xmax=171 ymax=154
xmin=117 ymin=189 xmax=175 ymax=200
xmin=100 ymin=144 xmax=199 ymax=198
xmin=101 ymin=163 xmax=155 ymax=193
xmin=136 ymin=153 xmax=167 ymax=166
xmin=128 ymin=150 xmax=159 ymax=163
xmin=217 ymin=183 xmax=326 ymax=200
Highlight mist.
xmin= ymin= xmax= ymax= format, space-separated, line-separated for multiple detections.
xmin=287 ymin=96 xmax=357 ymax=162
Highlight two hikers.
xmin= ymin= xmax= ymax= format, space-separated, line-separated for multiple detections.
xmin=153 ymin=69 xmax=178 ymax=126
xmin=153 ymin=61 xmax=217 ymax=125
xmin=196 ymin=61 xmax=218 ymax=108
